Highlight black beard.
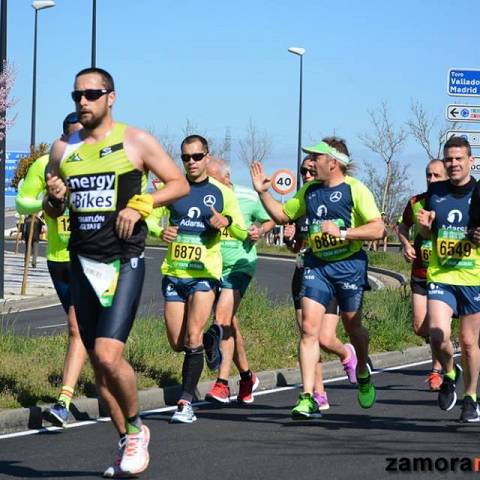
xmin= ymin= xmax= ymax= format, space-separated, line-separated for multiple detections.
xmin=80 ymin=114 xmax=102 ymax=130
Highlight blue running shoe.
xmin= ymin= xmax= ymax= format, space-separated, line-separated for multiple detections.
xmin=203 ymin=324 xmax=223 ymax=371
xmin=43 ymin=402 xmax=69 ymax=427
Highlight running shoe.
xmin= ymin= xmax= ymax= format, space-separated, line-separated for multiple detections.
xmin=438 ymin=364 xmax=462 ymax=411
xmin=119 ymin=425 xmax=150 ymax=476
xmin=291 ymin=393 xmax=322 ymax=419
xmin=460 ymin=396 xmax=480 ymax=423
xmin=103 ymin=436 xmax=127 ymax=478
xmin=357 ymin=374 xmax=376 ymax=409
xmin=203 ymin=324 xmax=223 ymax=371
xmin=342 ymin=343 xmax=358 ymax=384
xmin=205 ymin=382 xmax=231 ymax=404
xmin=313 ymin=391 xmax=330 ymax=411
xmin=43 ymin=401 xmax=69 ymax=428
xmin=425 ymin=370 xmax=443 ymax=391
xmin=237 ymin=373 xmax=259 ymax=404
xmin=170 ymin=401 xmax=197 ymax=424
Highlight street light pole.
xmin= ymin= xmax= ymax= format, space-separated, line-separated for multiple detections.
xmin=91 ymin=0 xmax=96 ymax=67
xmin=288 ymin=47 xmax=305 ymax=191
xmin=0 ymin=0 xmax=7 ymax=300
xmin=30 ymin=0 xmax=55 ymax=149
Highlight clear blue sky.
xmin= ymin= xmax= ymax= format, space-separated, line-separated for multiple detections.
xmin=5 ymin=0 xmax=480 ymax=200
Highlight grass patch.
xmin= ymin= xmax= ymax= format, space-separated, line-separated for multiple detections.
xmin=367 ymin=250 xmax=411 ymax=276
xmin=0 ymin=279 xmax=426 ymax=409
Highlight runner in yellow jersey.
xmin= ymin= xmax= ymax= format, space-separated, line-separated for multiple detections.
xmin=150 ymin=135 xmax=247 ymax=423
xmin=418 ymin=136 xmax=478 ymax=421
xmin=251 ymin=137 xmax=384 ymax=418
xmin=16 ymin=112 xmax=84 ymax=428
xmin=44 ymin=67 xmax=189 ymax=477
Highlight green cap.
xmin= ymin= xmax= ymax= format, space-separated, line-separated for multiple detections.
xmin=302 ymin=141 xmax=350 ymax=165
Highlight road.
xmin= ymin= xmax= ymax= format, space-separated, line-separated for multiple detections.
xmin=3 ymin=244 xmax=299 ymax=335
xmin=0 ymin=360 xmax=477 ymax=480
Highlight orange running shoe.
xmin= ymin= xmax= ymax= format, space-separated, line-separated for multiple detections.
xmin=426 ymin=370 xmax=443 ymax=391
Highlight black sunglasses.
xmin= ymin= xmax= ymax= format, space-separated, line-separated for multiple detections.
xmin=300 ymin=167 xmax=315 ymax=176
xmin=71 ymin=89 xmax=112 ymax=102
xmin=181 ymin=153 xmax=207 ymax=163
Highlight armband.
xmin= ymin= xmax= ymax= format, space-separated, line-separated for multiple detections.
xmin=127 ymin=193 xmax=154 ymax=219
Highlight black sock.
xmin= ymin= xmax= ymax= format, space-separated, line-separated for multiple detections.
xmin=216 ymin=378 xmax=229 ymax=385
xmin=181 ymin=345 xmax=204 ymax=403
xmin=240 ymin=370 xmax=252 ymax=381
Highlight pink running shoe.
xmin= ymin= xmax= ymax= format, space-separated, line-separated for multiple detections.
xmin=313 ymin=391 xmax=330 ymax=411
xmin=342 ymin=343 xmax=358 ymax=384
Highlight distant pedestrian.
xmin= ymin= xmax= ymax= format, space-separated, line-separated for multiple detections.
xmin=22 ymin=213 xmax=43 ymax=268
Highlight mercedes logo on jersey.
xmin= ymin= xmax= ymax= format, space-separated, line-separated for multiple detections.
xmin=187 ymin=207 xmax=201 ymax=219
xmin=447 ymin=209 xmax=462 ymax=224
xmin=203 ymin=195 xmax=216 ymax=207
xmin=316 ymin=205 xmax=328 ymax=218
xmin=330 ymin=191 xmax=342 ymax=203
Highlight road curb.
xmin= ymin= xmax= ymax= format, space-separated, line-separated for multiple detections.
xmin=0 ymin=344 xmax=432 ymax=435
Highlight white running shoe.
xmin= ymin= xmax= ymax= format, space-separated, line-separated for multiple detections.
xmin=103 ymin=437 xmax=127 ymax=478
xmin=119 ymin=425 xmax=150 ymax=476
xmin=170 ymin=401 xmax=197 ymax=424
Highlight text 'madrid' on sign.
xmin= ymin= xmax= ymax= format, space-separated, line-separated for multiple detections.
xmin=446 ymin=104 xmax=480 ymax=122
xmin=5 ymin=151 xmax=29 ymax=197
xmin=271 ymin=169 xmax=296 ymax=196
xmin=448 ymin=69 xmax=480 ymax=97
xmin=446 ymin=130 xmax=480 ymax=147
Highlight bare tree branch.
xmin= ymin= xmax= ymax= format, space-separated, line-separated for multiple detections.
xmin=359 ymin=101 xmax=408 ymax=215
xmin=238 ymin=119 xmax=271 ymax=166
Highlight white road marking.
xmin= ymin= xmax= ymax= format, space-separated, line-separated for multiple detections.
xmin=36 ymin=323 xmax=67 ymax=329
xmin=0 ymin=355 xmax=455 ymax=441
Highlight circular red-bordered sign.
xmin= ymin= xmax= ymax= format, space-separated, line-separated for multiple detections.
xmin=271 ymin=169 xmax=296 ymax=195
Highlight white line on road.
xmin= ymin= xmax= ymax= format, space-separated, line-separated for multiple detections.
xmin=36 ymin=323 xmax=67 ymax=329
xmin=0 ymin=356 xmax=450 ymax=441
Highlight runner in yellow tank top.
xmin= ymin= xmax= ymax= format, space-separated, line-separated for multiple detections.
xmin=44 ymin=67 xmax=189 ymax=478
xmin=16 ymin=113 xmax=86 ymax=428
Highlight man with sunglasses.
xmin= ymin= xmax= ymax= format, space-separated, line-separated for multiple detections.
xmin=150 ymin=135 xmax=247 ymax=423
xmin=16 ymin=112 xmax=86 ymax=428
xmin=251 ymin=137 xmax=384 ymax=418
xmin=44 ymin=67 xmax=189 ymax=478
xmin=204 ymin=156 xmax=275 ymax=404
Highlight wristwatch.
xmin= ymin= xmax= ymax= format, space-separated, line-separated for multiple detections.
xmin=339 ymin=228 xmax=348 ymax=241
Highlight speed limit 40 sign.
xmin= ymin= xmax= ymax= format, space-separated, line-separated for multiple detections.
xmin=271 ymin=169 xmax=296 ymax=195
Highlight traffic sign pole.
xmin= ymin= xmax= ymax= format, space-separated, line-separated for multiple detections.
xmin=0 ymin=0 xmax=7 ymax=300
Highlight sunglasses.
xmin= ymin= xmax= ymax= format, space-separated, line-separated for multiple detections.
xmin=300 ymin=167 xmax=315 ymax=176
xmin=71 ymin=89 xmax=112 ymax=102
xmin=181 ymin=152 xmax=207 ymax=163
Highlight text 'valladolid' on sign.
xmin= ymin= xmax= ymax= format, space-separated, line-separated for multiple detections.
xmin=448 ymin=69 xmax=480 ymax=97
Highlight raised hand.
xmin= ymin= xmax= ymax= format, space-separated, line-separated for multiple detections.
xmin=250 ymin=162 xmax=271 ymax=194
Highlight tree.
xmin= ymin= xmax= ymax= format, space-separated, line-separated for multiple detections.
xmin=406 ymin=99 xmax=457 ymax=160
xmin=359 ymin=101 xmax=409 ymax=220
xmin=10 ymin=143 xmax=49 ymax=190
xmin=363 ymin=159 xmax=412 ymax=223
xmin=238 ymin=119 xmax=271 ymax=165
xmin=0 ymin=62 xmax=17 ymax=151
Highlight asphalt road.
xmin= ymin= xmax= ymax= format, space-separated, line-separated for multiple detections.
xmin=4 ymin=245 xmax=298 ymax=336
xmin=1 ymin=360 xmax=477 ymax=480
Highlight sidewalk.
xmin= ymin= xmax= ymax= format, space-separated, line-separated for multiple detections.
xmin=1 ymin=250 xmax=60 ymax=314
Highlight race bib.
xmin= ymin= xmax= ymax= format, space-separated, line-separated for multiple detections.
xmin=56 ymin=209 xmax=70 ymax=243
xmin=220 ymin=226 xmax=241 ymax=249
xmin=436 ymin=228 xmax=475 ymax=269
xmin=171 ymin=234 xmax=207 ymax=271
xmin=78 ymin=255 xmax=120 ymax=307
xmin=420 ymin=239 xmax=432 ymax=265
xmin=308 ymin=222 xmax=349 ymax=260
